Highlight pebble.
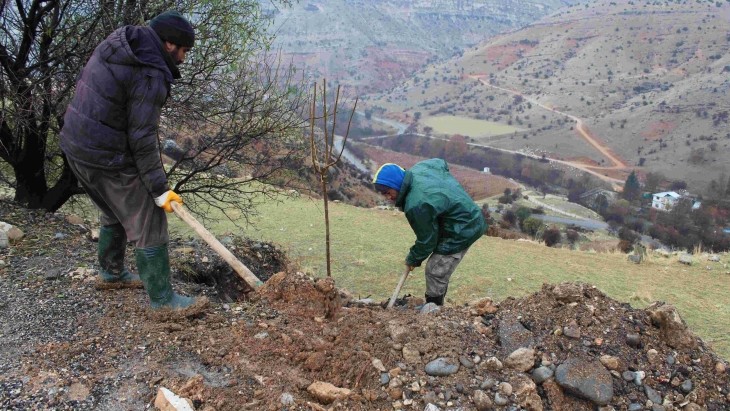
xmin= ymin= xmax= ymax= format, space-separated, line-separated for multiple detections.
xmin=645 ymin=385 xmax=662 ymax=404
xmin=459 ymin=355 xmax=474 ymax=369
xmin=424 ymin=404 xmax=441 ymax=411
xmin=628 ymin=403 xmax=643 ymax=411
xmin=279 ymin=392 xmax=294 ymax=406
xmin=634 ymin=371 xmax=645 ymax=386
xmin=666 ymin=355 xmax=676 ymax=365
xmin=626 ymin=333 xmax=642 ymax=348
xmin=531 ymin=366 xmax=554 ymax=384
xmin=480 ymin=378 xmax=497 ymax=390
xmin=425 ymin=358 xmax=459 ymax=377
xmin=716 ymin=362 xmax=727 ymax=374
xmin=494 ymin=392 xmax=509 ymax=406
xmin=484 ymin=356 xmax=503 ymax=371
xmin=497 ymin=382 xmax=512 ymax=396
xmin=622 ymin=371 xmax=635 ymax=381
xmin=646 ymin=349 xmax=659 ymax=364
xmin=680 ymin=379 xmax=693 ymax=393
xmin=380 ymin=373 xmax=390 ymax=385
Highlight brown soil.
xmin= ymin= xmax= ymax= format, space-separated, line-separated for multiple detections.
xmin=0 ymin=200 xmax=728 ymax=410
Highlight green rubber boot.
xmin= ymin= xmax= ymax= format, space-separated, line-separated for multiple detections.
xmin=135 ymin=244 xmax=194 ymax=310
xmin=97 ymin=224 xmax=142 ymax=289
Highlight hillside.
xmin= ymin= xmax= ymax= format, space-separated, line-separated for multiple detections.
xmin=366 ymin=0 xmax=730 ymax=191
xmin=265 ymin=0 xmax=583 ymax=94
xmin=0 ymin=200 xmax=729 ymax=410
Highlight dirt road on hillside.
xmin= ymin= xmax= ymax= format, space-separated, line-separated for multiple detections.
xmin=469 ymin=75 xmax=629 ymax=190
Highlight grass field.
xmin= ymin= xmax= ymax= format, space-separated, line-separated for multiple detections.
xmin=167 ymin=195 xmax=730 ymax=359
xmin=422 ymin=115 xmax=521 ymax=137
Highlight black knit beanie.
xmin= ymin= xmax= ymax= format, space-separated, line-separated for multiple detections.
xmin=149 ymin=11 xmax=195 ymax=48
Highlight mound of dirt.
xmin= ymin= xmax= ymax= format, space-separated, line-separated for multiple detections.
xmin=0 ymin=200 xmax=728 ymax=410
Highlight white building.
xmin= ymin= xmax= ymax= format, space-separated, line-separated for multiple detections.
xmin=651 ymin=191 xmax=700 ymax=211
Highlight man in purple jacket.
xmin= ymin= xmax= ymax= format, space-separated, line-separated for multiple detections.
xmin=60 ymin=11 xmax=201 ymax=310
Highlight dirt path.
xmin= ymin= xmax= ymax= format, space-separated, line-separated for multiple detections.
xmin=469 ymin=75 xmax=628 ymax=190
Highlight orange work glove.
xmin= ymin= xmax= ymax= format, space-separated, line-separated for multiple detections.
xmin=154 ymin=190 xmax=183 ymax=213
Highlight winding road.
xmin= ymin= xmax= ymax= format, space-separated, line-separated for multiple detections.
xmin=469 ymin=75 xmax=628 ymax=191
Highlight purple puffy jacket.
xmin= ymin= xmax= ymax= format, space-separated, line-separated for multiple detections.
xmin=60 ymin=25 xmax=179 ymax=197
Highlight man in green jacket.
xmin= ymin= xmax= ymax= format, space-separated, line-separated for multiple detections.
xmin=373 ymin=159 xmax=487 ymax=306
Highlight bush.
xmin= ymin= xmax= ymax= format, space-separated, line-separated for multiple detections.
xmin=522 ymin=216 xmax=543 ymax=236
xmin=542 ymin=227 xmax=562 ymax=247
xmin=566 ymin=229 xmax=579 ymax=244
xmin=502 ymin=210 xmax=517 ymax=227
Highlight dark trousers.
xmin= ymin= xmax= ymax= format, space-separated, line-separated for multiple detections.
xmin=68 ymin=159 xmax=168 ymax=248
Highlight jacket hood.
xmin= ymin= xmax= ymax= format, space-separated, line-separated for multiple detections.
xmin=98 ymin=26 xmax=179 ymax=82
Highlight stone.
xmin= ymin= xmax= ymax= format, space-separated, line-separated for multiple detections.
xmin=634 ymin=370 xmax=645 ymax=386
xmin=647 ymin=349 xmax=659 ymax=364
xmin=600 ymin=355 xmax=621 ymax=371
xmin=542 ymin=380 xmax=594 ymax=411
xmin=563 ymin=325 xmax=581 ymax=339
xmin=716 ymin=361 xmax=727 ymax=374
xmin=498 ymin=316 xmax=535 ymax=355
xmin=420 ymin=302 xmax=440 ymax=314
xmin=469 ymin=297 xmax=499 ymax=316
xmin=646 ymin=303 xmax=697 ymax=349
xmin=626 ymin=333 xmax=642 ymax=348
xmin=494 ymin=392 xmax=509 ymax=406
xmin=388 ymin=321 xmax=411 ymax=344
xmin=307 ymin=381 xmax=351 ymax=404
xmin=683 ymin=403 xmax=702 ymax=411
xmin=480 ymin=378 xmax=497 ymax=390
xmin=628 ymin=404 xmax=643 ymax=411
xmin=708 ymin=255 xmax=720 ymax=262
xmin=0 ymin=222 xmax=24 ymax=241
xmin=498 ymin=382 xmax=513 ymax=396
xmin=552 ymin=283 xmax=584 ymax=303
xmin=472 ymin=389 xmax=493 ymax=411
xmin=555 ymin=358 xmax=614 ymax=406
xmin=424 ymin=404 xmax=441 ymax=411
xmin=425 ymin=358 xmax=460 ymax=377
xmin=0 ymin=230 xmax=7 ymax=249
xmin=379 ymin=373 xmax=390 ymax=385
xmin=505 ymin=348 xmax=536 ymax=373
xmin=371 ymin=358 xmax=386 ymax=372
xmin=532 ymin=366 xmax=554 ymax=384
xmin=622 ymin=371 xmax=635 ymax=381
xmin=279 ymin=392 xmax=295 ymax=406
xmin=459 ymin=355 xmax=474 ymax=368
xmin=680 ymin=379 xmax=693 ymax=393
xmin=154 ymin=387 xmax=194 ymax=411
xmin=678 ymin=254 xmax=692 ymax=265
xmin=402 ymin=343 xmax=421 ymax=364
xmin=484 ymin=356 xmax=503 ymax=371
xmin=645 ymin=385 xmax=662 ymax=404
xmin=512 ymin=374 xmax=543 ymax=411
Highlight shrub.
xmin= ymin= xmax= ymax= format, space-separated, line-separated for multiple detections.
xmin=502 ymin=210 xmax=517 ymax=227
xmin=542 ymin=227 xmax=562 ymax=247
xmin=522 ymin=216 xmax=543 ymax=236
xmin=566 ymin=229 xmax=580 ymax=244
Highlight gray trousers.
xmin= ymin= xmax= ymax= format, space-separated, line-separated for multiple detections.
xmin=424 ymin=248 xmax=469 ymax=298
xmin=68 ymin=159 xmax=168 ymax=248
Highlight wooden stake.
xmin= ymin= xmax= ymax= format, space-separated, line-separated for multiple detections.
xmin=171 ymin=202 xmax=263 ymax=289
xmin=387 ymin=267 xmax=411 ymax=309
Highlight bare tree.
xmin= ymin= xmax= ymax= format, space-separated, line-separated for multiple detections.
xmin=0 ymin=0 xmax=306 ymax=219
xmin=308 ymin=80 xmax=357 ymax=277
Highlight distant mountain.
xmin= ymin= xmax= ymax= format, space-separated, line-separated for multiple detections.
xmin=264 ymin=0 xmax=582 ymax=94
xmin=367 ymin=0 xmax=730 ymax=191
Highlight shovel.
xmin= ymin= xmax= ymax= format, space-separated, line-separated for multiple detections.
xmin=386 ymin=267 xmax=411 ymax=309
xmin=171 ymin=202 xmax=264 ymax=289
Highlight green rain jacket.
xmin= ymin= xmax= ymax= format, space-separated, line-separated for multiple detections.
xmin=394 ymin=158 xmax=487 ymax=267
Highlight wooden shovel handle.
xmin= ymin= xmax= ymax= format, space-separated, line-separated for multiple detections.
xmin=171 ymin=202 xmax=264 ymax=289
xmin=387 ymin=267 xmax=411 ymax=309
